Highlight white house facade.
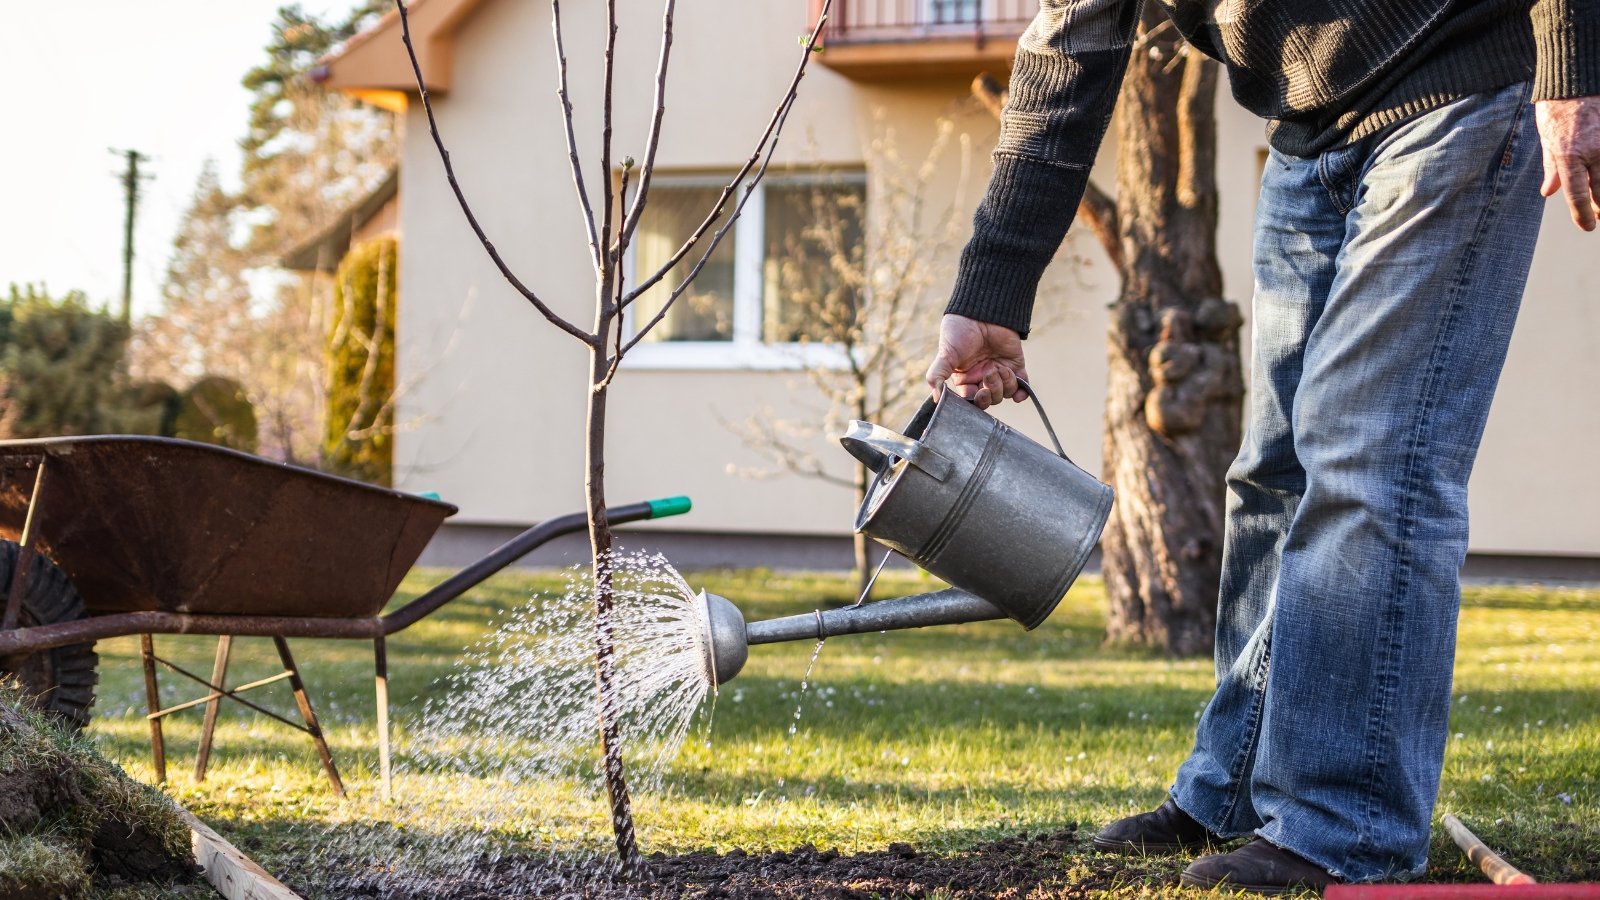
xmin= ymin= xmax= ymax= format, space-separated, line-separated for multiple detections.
xmin=318 ymin=0 xmax=1600 ymax=574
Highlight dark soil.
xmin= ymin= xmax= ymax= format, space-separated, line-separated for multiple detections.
xmin=0 ymin=688 xmax=200 ymax=896
xmin=89 ymin=814 xmax=199 ymax=882
xmin=639 ymin=831 xmax=1114 ymax=899
xmin=312 ymin=829 xmax=1156 ymax=899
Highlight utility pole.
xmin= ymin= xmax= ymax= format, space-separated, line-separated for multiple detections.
xmin=112 ymin=148 xmax=152 ymax=324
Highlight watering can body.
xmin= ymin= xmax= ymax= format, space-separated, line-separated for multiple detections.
xmin=842 ymin=386 xmax=1113 ymax=630
xmin=697 ymin=386 xmax=1113 ymax=686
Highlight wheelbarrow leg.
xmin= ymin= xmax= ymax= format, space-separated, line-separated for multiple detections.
xmin=140 ymin=634 xmax=167 ymax=783
xmin=375 ymin=636 xmax=392 ymax=802
xmin=3 ymin=462 xmax=46 ymax=632
xmin=194 ymin=636 xmax=232 ymax=783
xmin=271 ymin=636 xmax=345 ymax=798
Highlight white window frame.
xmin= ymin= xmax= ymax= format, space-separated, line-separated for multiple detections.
xmin=621 ymin=171 xmax=866 ymax=371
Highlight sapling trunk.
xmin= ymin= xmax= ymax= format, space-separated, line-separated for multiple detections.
xmin=584 ymin=331 xmax=643 ymax=877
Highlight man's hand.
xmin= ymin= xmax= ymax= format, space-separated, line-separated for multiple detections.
xmin=924 ymin=314 xmax=1030 ymax=410
xmin=1536 ymin=96 xmax=1600 ymax=232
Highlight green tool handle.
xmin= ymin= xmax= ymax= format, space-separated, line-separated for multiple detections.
xmin=383 ymin=495 xmax=692 ymax=634
xmin=646 ymin=495 xmax=693 ymax=519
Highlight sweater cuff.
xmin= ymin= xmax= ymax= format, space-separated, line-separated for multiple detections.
xmin=1532 ymin=1 xmax=1600 ymax=99
xmin=944 ymin=153 xmax=1092 ymax=339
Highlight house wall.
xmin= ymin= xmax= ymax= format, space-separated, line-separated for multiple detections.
xmin=393 ymin=0 xmax=1600 ymax=560
xmin=352 ymin=193 xmax=399 ymax=247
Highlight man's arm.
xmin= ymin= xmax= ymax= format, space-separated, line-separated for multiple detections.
xmin=942 ymin=0 xmax=1141 ymax=340
xmin=1530 ymin=0 xmax=1600 ymax=230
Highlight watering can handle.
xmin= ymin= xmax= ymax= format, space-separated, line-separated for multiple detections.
xmin=1015 ymin=378 xmax=1073 ymax=463
xmin=840 ymin=420 xmax=954 ymax=482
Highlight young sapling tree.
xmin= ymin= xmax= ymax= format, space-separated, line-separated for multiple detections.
xmin=394 ymin=0 xmax=834 ymax=876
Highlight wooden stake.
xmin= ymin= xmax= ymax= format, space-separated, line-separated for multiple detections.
xmin=1443 ymin=814 xmax=1537 ymax=885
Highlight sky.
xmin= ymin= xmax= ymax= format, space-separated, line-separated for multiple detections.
xmin=0 ymin=1 xmax=371 ymax=319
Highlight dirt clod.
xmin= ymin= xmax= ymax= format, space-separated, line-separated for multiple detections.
xmin=0 ymin=685 xmax=199 ymax=896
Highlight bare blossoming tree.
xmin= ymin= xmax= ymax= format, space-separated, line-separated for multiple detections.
xmin=724 ymin=119 xmax=971 ymax=592
xmin=394 ymin=0 xmax=833 ymax=876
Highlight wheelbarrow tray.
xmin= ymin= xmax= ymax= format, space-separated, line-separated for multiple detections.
xmin=0 ymin=436 xmax=457 ymax=620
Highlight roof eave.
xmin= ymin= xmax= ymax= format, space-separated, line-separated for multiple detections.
xmin=311 ymin=0 xmax=491 ymax=102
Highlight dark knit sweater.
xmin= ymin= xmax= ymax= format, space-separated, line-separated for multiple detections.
xmin=946 ymin=0 xmax=1600 ymax=338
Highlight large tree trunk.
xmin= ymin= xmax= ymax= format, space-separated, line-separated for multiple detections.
xmin=1099 ymin=6 xmax=1243 ymax=655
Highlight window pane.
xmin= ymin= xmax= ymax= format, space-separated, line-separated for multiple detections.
xmin=762 ymin=181 xmax=865 ymax=345
xmin=633 ymin=185 xmax=736 ymax=342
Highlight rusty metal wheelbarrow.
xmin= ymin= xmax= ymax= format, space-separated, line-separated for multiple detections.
xmin=0 ymin=435 xmax=690 ymax=799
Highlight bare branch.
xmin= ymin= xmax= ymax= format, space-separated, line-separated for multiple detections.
xmin=598 ymin=0 xmax=619 ymax=279
xmin=1177 ymin=52 xmax=1220 ymax=212
xmin=619 ymin=0 xmax=676 ymax=249
xmin=598 ymin=166 xmax=631 ymax=390
xmin=343 ymin=240 xmax=392 ymax=445
xmin=719 ymin=411 xmax=857 ymax=490
xmin=971 ymin=72 xmax=1006 ymax=119
xmin=1130 ymin=15 xmax=1178 ymax=55
xmin=394 ymin=0 xmax=590 ymax=343
xmin=1078 ymin=181 xmax=1124 ymax=272
xmin=551 ymin=0 xmax=602 ymax=271
xmin=620 ymin=2 xmax=833 ymax=329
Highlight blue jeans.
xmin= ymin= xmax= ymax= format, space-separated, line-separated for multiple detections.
xmin=1169 ymin=83 xmax=1544 ymax=883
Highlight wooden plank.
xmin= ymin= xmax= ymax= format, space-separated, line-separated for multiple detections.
xmin=175 ymin=808 xmax=303 ymax=900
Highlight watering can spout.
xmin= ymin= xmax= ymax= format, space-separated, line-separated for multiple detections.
xmin=695 ymin=587 xmax=1006 ymax=686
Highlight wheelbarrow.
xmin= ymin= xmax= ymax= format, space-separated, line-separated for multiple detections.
xmin=0 ymin=435 xmax=690 ymax=799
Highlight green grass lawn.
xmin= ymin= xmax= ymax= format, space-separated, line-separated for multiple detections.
xmin=82 ymin=569 xmax=1600 ymax=896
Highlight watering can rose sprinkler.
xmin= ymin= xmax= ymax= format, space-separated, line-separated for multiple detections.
xmin=696 ymin=382 xmax=1114 ymax=686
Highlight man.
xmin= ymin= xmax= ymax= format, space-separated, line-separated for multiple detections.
xmin=925 ymin=0 xmax=1598 ymax=892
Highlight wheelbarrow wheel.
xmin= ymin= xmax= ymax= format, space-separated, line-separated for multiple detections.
xmin=0 ymin=541 xmax=98 ymax=729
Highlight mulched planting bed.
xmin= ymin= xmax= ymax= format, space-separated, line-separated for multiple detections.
xmin=310 ymin=829 xmax=1161 ymax=899
xmin=639 ymin=831 xmax=1115 ymax=899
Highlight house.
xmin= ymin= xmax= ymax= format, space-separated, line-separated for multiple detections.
xmin=315 ymin=0 xmax=1599 ymax=577
xmin=282 ymin=166 xmax=400 ymax=273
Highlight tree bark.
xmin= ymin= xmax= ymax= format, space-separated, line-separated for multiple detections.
xmin=587 ymin=246 xmax=643 ymax=875
xmin=1099 ymin=6 xmax=1242 ymax=656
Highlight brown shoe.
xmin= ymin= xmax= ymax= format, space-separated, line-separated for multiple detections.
xmin=1180 ymin=838 xmax=1340 ymax=894
xmin=1091 ymin=798 xmax=1226 ymax=855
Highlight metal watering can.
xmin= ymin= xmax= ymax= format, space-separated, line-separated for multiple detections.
xmin=696 ymin=382 xmax=1113 ymax=685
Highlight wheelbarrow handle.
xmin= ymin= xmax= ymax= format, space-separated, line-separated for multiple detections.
xmin=381 ymin=496 xmax=692 ymax=634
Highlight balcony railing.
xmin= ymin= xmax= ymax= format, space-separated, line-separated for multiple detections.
xmin=809 ymin=0 xmax=1035 ymax=79
xmin=815 ymin=0 xmax=1035 ymax=45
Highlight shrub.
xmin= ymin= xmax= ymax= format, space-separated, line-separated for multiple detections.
xmin=323 ymin=236 xmax=397 ymax=485
xmin=173 ymin=374 xmax=258 ymax=452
